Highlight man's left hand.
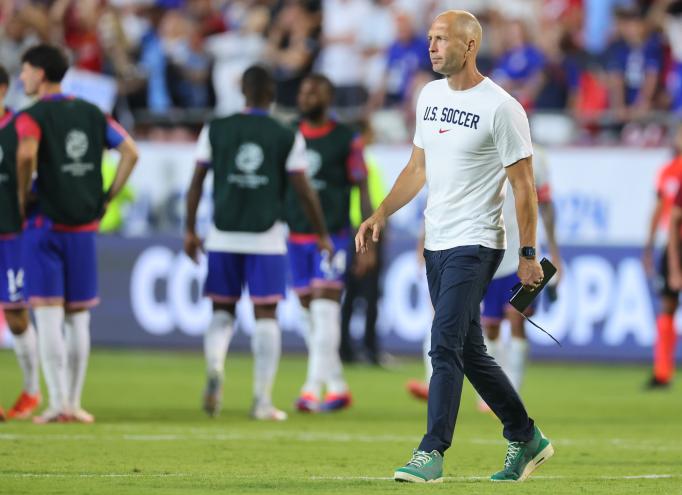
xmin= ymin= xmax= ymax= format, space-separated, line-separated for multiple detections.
xmin=518 ymin=257 xmax=544 ymax=292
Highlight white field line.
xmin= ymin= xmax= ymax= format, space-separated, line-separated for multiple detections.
xmin=1 ymin=431 xmax=681 ymax=451
xmin=3 ymin=473 xmax=191 ymax=479
xmin=2 ymin=473 xmax=676 ymax=481
xmin=309 ymin=474 xmax=679 ymax=481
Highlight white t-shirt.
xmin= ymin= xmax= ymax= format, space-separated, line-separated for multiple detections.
xmin=319 ymin=0 xmax=371 ymax=86
xmin=413 ymin=77 xmax=533 ymax=251
xmin=494 ymin=146 xmax=551 ymax=278
xmin=194 ymin=125 xmax=308 ymax=255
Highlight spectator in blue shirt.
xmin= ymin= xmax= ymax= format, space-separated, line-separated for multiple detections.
xmin=368 ymin=12 xmax=431 ymax=109
xmin=491 ymin=19 xmax=546 ymax=109
xmin=606 ymin=7 xmax=663 ymax=121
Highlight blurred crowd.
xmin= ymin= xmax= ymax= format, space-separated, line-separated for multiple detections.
xmin=1 ymin=0 xmax=681 ymax=144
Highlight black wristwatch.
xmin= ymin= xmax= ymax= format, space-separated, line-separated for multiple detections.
xmin=518 ymin=246 xmax=536 ymax=259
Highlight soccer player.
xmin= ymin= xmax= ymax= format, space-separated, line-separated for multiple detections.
xmin=357 ymin=10 xmax=553 ymax=483
xmin=185 ymin=65 xmax=332 ymax=421
xmin=16 ymin=44 xmax=139 ymax=424
xmin=645 ymin=125 xmax=682 ymax=389
xmin=480 ymin=147 xmax=561 ymax=402
xmin=286 ymin=74 xmax=372 ymax=413
xmin=0 ymin=65 xmax=41 ymax=420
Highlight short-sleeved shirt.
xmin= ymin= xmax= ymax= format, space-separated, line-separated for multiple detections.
xmin=495 ymin=146 xmax=552 ymax=278
xmin=195 ymin=111 xmax=308 ymax=255
xmin=414 ymin=77 xmax=533 ymax=251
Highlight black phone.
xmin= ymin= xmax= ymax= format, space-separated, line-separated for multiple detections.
xmin=509 ymin=258 xmax=557 ymax=313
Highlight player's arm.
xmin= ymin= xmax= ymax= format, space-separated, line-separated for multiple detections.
xmin=643 ymin=194 xmax=664 ymax=276
xmin=184 ymin=163 xmax=209 ymax=263
xmin=15 ymin=113 xmax=41 ymax=220
xmin=355 ymin=144 xmax=425 ymax=253
xmin=668 ymin=203 xmax=682 ymax=291
xmin=16 ymin=137 xmax=38 ymax=220
xmin=287 ymin=131 xmax=333 ymax=254
xmin=506 ymin=156 xmax=544 ymax=290
xmin=104 ymin=136 xmax=139 ymax=205
xmin=289 ymin=172 xmax=333 ymax=254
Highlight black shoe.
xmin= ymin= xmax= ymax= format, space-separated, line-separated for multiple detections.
xmin=644 ymin=376 xmax=671 ymax=390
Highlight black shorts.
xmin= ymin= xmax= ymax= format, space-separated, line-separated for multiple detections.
xmin=657 ymin=250 xmax=680 ymax=298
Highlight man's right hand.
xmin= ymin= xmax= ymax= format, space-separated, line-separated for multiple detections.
xmin=184 ymin=231 xmax=203 ymax=264
xmin=355 ymin=211 xmax=386 ymax=253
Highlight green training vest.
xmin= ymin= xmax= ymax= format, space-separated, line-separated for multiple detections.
xmin=209 ymin=113 xmax=295 ymax=233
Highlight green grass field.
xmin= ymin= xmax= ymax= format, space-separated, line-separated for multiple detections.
xmin=0 ymin=349 xmax=681 ymax=494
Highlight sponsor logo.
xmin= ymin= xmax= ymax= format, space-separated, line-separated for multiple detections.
xmin=438 ymin=129 xmax=451 ymax=134
xmin=65 ymin=130 xmax=89 ymax=161
xmin=230 ymin=142 xmax=269 ymax=188
xmin=305 ymin=149 xmax=326 ymax=189
xmin=63 ymin=129 xmax=94 ymax=176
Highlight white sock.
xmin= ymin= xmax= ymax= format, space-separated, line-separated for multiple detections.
xmin=34 ymin=307 xmax=68 ymax=412
xmin=485 ymin=335 xmax=503 ymax=367
xmin=64 ymin=311 xmax=91 ymax=411
xmin=12 ymin=323 xmax=40 ymax=395
xmin=204 ymin=310 xmax=234 ymax=379
xmin=507 ymin=337 xmax=529 ymax=392
xmin=311 ymin=298 xmax=347 ymax=395
xmin=251 ymin=318 xmax=281 ymax=408
xmin=423 ymin=330 xmax=432 ymax=384
xmin=299 ymin=306 xmax=312 ymax=348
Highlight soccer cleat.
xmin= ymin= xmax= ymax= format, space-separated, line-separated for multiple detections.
xmin=0 ymin=406 xmax=5 ymax=422
xmin=644 ymin=376 xmax=671 ymax=390
xmin=250 ymin=402 xmax=288 ymax=421
xmin=394 ymin=449 xmax=443 ymax=483
xmin=320 ymin=391 xmax=352 ymax=412
xmin=406 ymin=379 xmax=429 ymax=401
xmin=203 ymin=375 xmax=223 ymax=417
xmin=69 ymin=408 xmax=95 ymax=424
xmin=490 ymin=425 xmax=554 ymax=482
xmin=7 ymin=392 xmax=42 ymax=420
xmin=32 ymin=408 xmax=70 ymax=424
xmin=295 ymin=393 xmax=320 ymax=413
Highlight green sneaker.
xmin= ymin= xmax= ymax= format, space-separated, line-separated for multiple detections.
xmin=491 ymin=425 xmax=554 ymax=482
xmin=394 ymin=449 xmax=444 ymax=483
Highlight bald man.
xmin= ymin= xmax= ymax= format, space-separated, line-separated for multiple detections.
xmin=356 ymin=11 xmax=554 ymax=483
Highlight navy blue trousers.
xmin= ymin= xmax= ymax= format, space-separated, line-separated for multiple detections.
xmin=418 ymin=245 xmax=535 ymax=455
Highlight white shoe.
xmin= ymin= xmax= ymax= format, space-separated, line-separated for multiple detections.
xmin=33 ymin=408 xmax=69 ymax=424
xmin=69 ymin=408 xmax=95 ymax=424
xmin=250 ymin=402 xmax=288 ymax=421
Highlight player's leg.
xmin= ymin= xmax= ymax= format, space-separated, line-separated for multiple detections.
xmin=340 ymin=246 xmax=359 ymax=363
xmin=27 ymin=229 xmax=70 ymax=423
xmin=202 ymin=251 xmax=242 ymax=417
xmin=649 ymin=249 xmax=678 ymax=388
xmin=311 ymin=233 xmax=351 ymax=411
xmin=288 ymin=240 xmax=320 ymax=411
xmin=247 ymin=253 xmax=288 ymax=421
xmin=62 ymin=231 xmax=100 ymax=423
xmin=506 ymin=306 xmax=530 ymax=393
xmin=0 ymin=236 xmax=41 ymax=419
xmin=4 ymin=308 xmax=41 ymax=419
